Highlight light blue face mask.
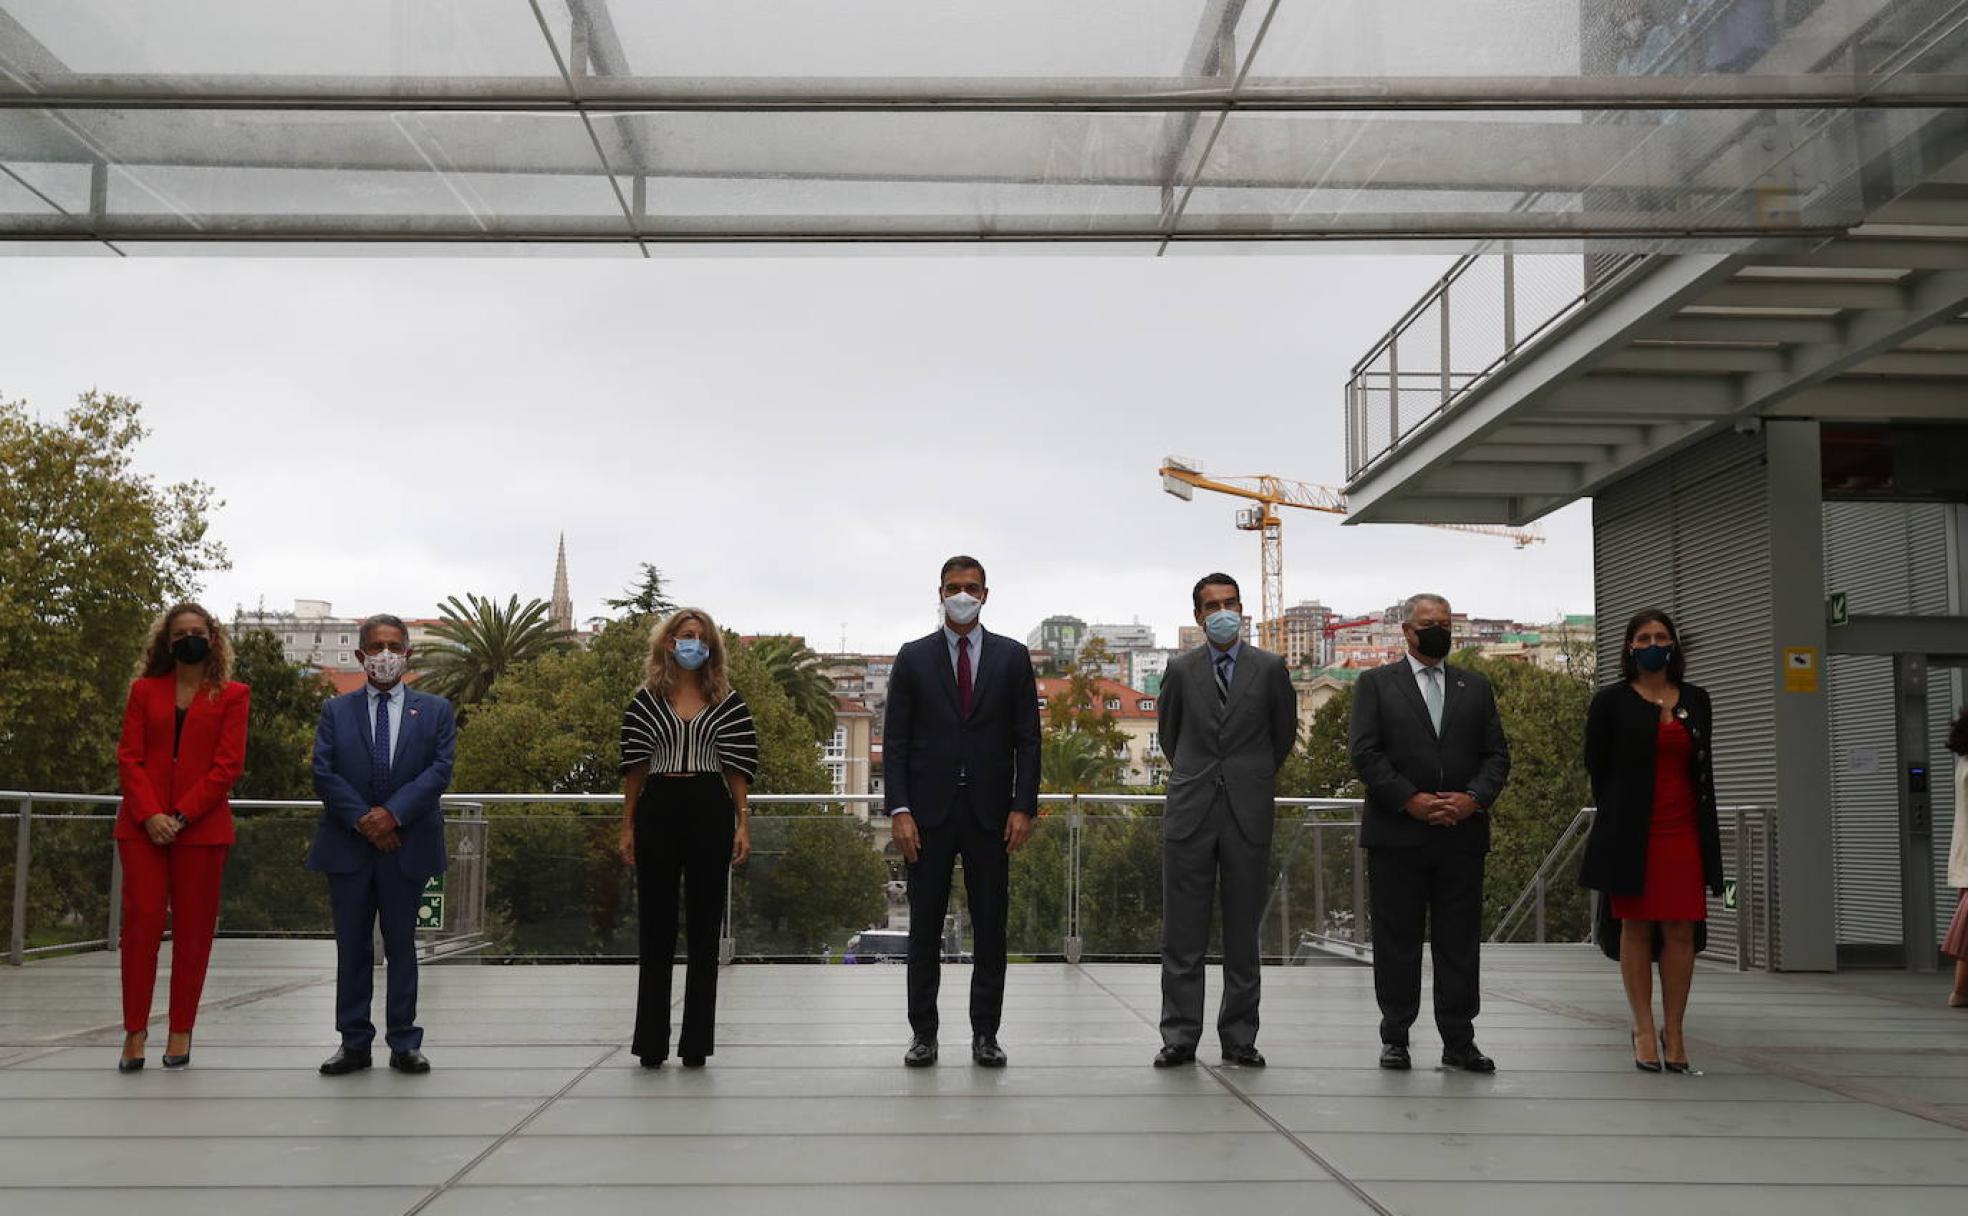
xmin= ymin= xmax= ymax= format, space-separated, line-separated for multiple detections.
xmin=1204 ymin=609 xmax=1242 ymax=646
xmin=674 ymin=638 xmax=710 ymax=671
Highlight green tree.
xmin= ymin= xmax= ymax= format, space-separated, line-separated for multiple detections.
xmin=228 ymin=628 xmax=334 ymax=799
xmin=747 ymin=634 xmax=838 ymax=740
xmin=604 ymin=563 xmax=677 ymax=623
xmin=416 ymin=592 xmax=575 ymax=708
xmin=1276 ymin=686 xmax=1361 ymax=800
xmin=0 ymin=391 xmax=226 ymax=793
xmin=749 ymin=817 xmax=889 ymax=953
xmin=1039 ymin=638 xmax=1128 ymax=793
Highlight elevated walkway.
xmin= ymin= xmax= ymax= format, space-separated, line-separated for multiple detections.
xmin=4 ymin=941 xmax=1967 ymax=1213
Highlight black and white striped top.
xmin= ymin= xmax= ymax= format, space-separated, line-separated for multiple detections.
xmin=619 ymin=688 xmax=759 ymax=781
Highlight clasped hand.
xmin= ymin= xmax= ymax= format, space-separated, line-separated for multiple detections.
xmin=357 ymin=806 xmax=401 ymax=853
xmin=1404 ymin=792 xmax=1480 ymax=827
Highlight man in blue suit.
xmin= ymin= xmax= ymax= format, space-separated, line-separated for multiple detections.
xmin=884 ymin=555 xmax=1041 ymax=1068
xmin=309 ymin=613 xmax=455 ymax=1075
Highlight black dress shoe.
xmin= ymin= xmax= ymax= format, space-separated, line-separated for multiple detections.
xmin=971 ymin=1035 xmax=1007 ymax=1068
xmin=1153 ymin=1045 xmax=1197 ymax=1068
xmin=319 ymin=1047 xmax=373 ymax=1076
xmin=903 ymin=1036 xmax=938 ymax=1068
xmin=638 ymin=1056 xmax=665 ymax=1069
xmin=1661 ymin=1032 xmax=1699 ymax=1076
xmin=389 ymin=1049 xmax=431 ymax=1074
xmin=681 ymin=1056 xmax=706 ymax=1068
xmin=1441 ymin=1044 xmax=1496 ymax=1073
xmin=1220 ymin=1045 xmax=1266 ymax=1068
xmin=116 ymin=1056 xmax=144 ymax=1074
xmin=162 ymin=1032 xmax=192 ymax=1070
xmin=1379 ymin=1044 xmax=1412 ymax=1070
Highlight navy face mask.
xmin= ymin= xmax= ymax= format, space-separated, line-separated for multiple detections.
xmin=1633 ymin=643 xmax=1674 ymax=673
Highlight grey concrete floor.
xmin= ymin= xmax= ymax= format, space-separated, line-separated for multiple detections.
xmin=3 ymin=941 xmax=1967 ymax=1214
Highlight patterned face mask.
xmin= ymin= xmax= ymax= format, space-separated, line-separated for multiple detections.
xmin=363 ymin=649 xmax=408 ymax=685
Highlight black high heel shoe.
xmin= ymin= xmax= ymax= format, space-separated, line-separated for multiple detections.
xmin=117 ymin=1032 xmax=146 ymax=1074
xmin=1632 ymin=1029 xmax=1662 ymax=1073
xmin=1661 ymin=1031 xmax=1698 ymax=1075
xmin=162 ymin=1032 xmax=192 ymax=1069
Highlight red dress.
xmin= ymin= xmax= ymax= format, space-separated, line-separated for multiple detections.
xmin=1611 ymin=719 xmax=1707 ymax=922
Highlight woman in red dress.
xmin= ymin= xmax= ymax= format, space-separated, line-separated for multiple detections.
xmin=1581 ymin=609 xmax=1725 ymax=1074
xmin=114 ymin=602 xmax=250 ymax=1072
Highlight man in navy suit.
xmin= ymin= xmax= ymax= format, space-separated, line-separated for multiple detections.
xmin=884 ymin=555 xmax=1041 ymax=1068
xmin=309 ymin=613 xmax=456 ymax=1075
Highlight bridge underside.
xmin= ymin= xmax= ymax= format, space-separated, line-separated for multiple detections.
xmin=4 ymin=1 xmax=1968 ymax=254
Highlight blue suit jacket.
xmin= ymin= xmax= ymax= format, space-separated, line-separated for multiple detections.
xmin=881 ymin=628 xmax=1041 ymax=830
xmin=308 ymin=685 xmax=456 ymax=882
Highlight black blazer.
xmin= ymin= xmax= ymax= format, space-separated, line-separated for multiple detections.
xmin=881 ymin=627 xmax=1042 ymax=830
xmin=1579 ymin=681 xmax=1725 ymax=897
xmin=1348 ymin=658 xmax=1511 ymax=854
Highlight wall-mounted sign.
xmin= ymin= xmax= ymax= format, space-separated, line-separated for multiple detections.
xmin=1783 ymin=647 xmax=1819 ymax=693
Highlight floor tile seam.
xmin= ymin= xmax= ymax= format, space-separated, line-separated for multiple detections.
xmin=396 ymin=1042 xmax=624 ymax=1216
xmin=1484 ymin=982 xmax=1968 ymax=1136
xmin=1069 ymin=963 xmax=1397 ymax=1216
xmin=0 ymin=973 xmax=338 ymax=1069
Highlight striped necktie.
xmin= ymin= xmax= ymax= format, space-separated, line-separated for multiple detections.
xmin=1213 ymin=653 xmax=1231 ymax=705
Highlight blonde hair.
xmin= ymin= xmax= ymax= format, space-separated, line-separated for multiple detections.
xmin=644 ymin=608 xmax=732 ymax=702
xmin=139 ymin=601 xmax=233 ymax=697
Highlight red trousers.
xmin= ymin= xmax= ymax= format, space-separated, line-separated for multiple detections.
xmin=117 ymin=839 xmax=229 ymax=1034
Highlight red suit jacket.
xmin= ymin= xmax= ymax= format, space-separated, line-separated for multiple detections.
xmin=116 ymin=676 xmax=251 ymax=845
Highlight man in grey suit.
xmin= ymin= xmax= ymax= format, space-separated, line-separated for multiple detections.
xmin=1154 ymin=573 xmax=1298 ymax=1068
xmin=1349 ymin=593 xmax=1510 ymax=1074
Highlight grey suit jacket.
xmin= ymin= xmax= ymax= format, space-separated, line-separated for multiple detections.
xmin=1157 ymin=643 xmax=1298 ymax=845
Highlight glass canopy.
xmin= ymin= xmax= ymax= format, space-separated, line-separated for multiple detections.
xmin=1 ymin=0 xmax=1964 ymax=254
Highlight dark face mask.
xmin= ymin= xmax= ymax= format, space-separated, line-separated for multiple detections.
xmin=171 ymin=634 xmax=212 ymax=665
xmin=1413 ymin=624 xmax=1452 ymax=660
xmin=1633 ymin=643 xmax=1674 ymax=673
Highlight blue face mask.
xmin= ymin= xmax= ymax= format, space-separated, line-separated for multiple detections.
xmin=1204 ymin=609 xmax=1242 ymax=647
xmin=674 ymin=638 xmax=710 ymax=671
xmin=1633 ymin=643 xmax=1674 ymax=673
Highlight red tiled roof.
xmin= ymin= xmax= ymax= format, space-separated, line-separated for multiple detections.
xmin=1033 ymin=675 xmax=1158 ymax=719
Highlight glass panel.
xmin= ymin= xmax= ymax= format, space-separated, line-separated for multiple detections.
xmin=14 ymin=109 xmax=630 ymax=239
xmin=1005 ymin=810 xmax=1068 ymax=959
xmin=482 ymin=808 xmax=634 ymax=959
xmin=21 ymin=809 xmax=115 ymax=954
xmin=1262 ymin=815 xmax=1370 ymax=961
xmin=0 ymin=808 xmax=16 ymax=951
xmin=0 ymin=0 xmax=560 ymax=80
xmin=220 ymin=812 xmax=332 ymax=937
xmin=546 ymin=1 xmax=1217 ymax=79
xmin=732 ymin=811 xmax=893 ymax=960
xmin=597 ymin=112 xmax=1176 ymax=238
xmin=1077 ymin=812 xmax=1165 ymax=959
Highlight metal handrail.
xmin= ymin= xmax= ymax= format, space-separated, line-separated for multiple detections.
xmin=4 ymin=789 xmax=1370 ymax=965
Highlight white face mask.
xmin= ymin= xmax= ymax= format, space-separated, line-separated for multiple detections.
xmin=363 ymin=649 xmax=408 ymax=686
xmin=942 ymin=592 xmax=982 ymax=627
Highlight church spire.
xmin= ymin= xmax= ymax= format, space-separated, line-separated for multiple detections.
xmin=551 ymin=533 xmax=573 ymax=633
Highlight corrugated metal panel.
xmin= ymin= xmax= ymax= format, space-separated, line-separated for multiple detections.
xmin=1822 ymin=502 xmax=1958 ymax=948
xmin=1594 ymin=431 xmax=1772 ymax=966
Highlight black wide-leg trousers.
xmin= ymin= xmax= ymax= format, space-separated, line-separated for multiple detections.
xmin=633 ymin=773 xmax=734 ymax=1062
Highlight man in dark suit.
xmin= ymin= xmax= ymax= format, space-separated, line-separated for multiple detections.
xmin=1154 ymin=573 xmax=1297 ymax=1069
xmin=309 ymin=613 xmax=456 ymax=1076
xmin=884 ymin=555 xmax=1041 ymax=1068
xmin=1349 ymin=593 xmax=1510 ymax=1073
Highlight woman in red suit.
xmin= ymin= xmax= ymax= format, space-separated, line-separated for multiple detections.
xmin=1580 ymin=609 xmax=1725 ymax=1075
xmin=115 ymin=602 xmax=249 ymax=1072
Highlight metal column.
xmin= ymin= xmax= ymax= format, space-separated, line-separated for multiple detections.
xmin=1894 ymin=654 xmax=1938 ymax=972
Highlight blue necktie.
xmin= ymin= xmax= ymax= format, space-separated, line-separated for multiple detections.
xmin=371 ymin=691 xmax=392 ymax=803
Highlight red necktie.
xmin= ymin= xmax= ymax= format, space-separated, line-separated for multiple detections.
xmin=957 ymin=635 xmax=973 ymax=718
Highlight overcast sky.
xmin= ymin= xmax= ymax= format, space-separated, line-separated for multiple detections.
xmin=1 ymin=253 xmax=1595 ymax=654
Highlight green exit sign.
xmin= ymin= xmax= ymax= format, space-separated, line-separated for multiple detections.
xmin=1826 ymin=592 xmax=1849 ymax=627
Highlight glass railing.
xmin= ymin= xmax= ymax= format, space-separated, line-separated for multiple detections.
xmin=2 ymin=790 xmax=1373 ymax=965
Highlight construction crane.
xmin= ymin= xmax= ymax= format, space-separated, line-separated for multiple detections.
xmin=1159 ymin=457 xmax=1544 ymax=654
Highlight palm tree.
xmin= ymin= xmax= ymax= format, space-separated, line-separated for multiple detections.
xmin=1041 ymin=729 xmax=1122 ymax=796
xmin=417 ymin=593 xmax=576 ymax=706
xmin=748 ymin=635 xmax=837 ymax=739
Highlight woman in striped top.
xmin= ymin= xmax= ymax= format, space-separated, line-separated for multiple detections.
xmin=618 ymin=608 xmax=757 ymax=1068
